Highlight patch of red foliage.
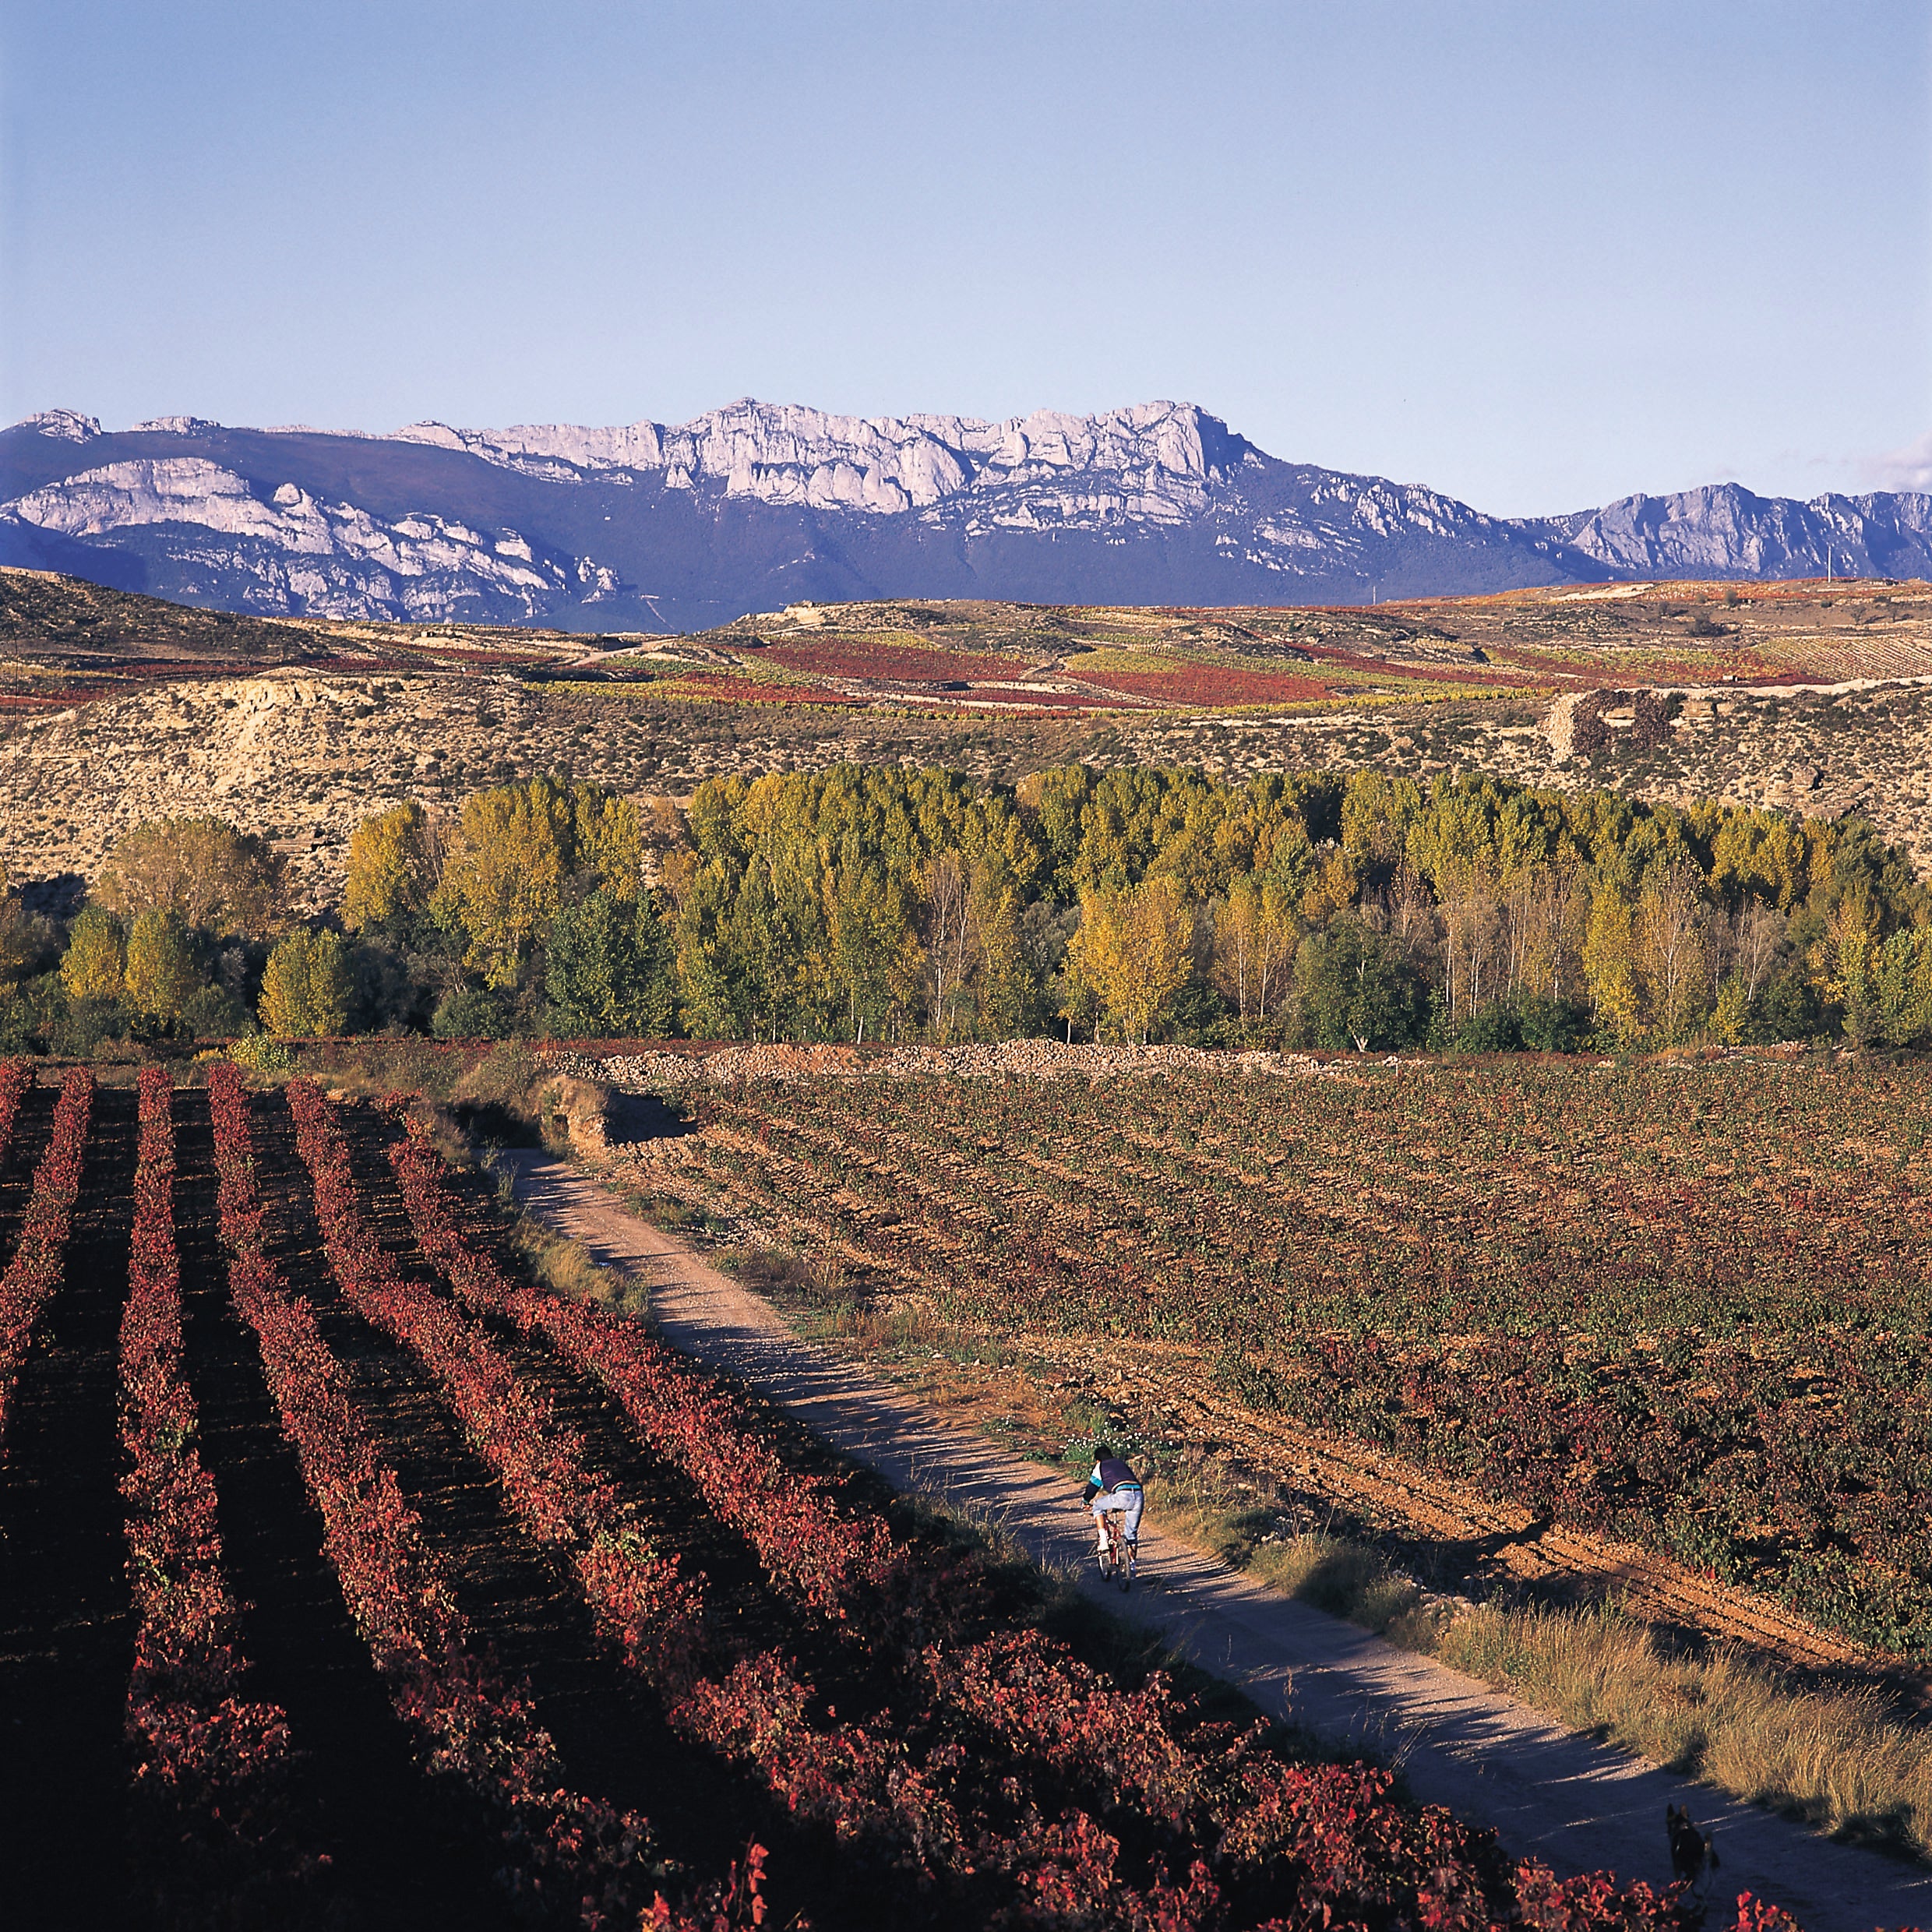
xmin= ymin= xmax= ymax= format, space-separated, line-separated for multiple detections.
xmin=286 ymin=1080 xmax=703 ymax=1683
xmin=756 ymin=640 xmax=1027 ymax=682
xmin=0 ymin=1059 xmax=30 ymax=1158
xmin=0 ymin=1066 xmax=92 ymax=1441
xmin=120 ymin=1066 xmax=305 ymax=1884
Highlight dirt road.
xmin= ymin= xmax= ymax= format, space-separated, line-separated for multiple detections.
xmin=502 ymin=1150 xmax=1932 ymax=1932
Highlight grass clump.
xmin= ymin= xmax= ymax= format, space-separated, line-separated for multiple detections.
xmin=1437 ymin=1600 xmax=1932 ymax=1854
xmin=1116 ymin=1454 xmax=1932 ymax=1856
xmin=514 ymin=1212 xmax=645 ymax=1315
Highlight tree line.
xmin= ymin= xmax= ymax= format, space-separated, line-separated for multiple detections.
xmin=2 ymin=760 xmax=1929 ymax=1056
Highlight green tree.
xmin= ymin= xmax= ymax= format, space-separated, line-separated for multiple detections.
xmin=123 ymin=909 xmax=200 ymax=1023
xmin=1294 ymin=917 xmax=1423 ymax=1052
xmin=1874 ymin=926 xmax=1932 ymax=1048
xmin=259 ymin=930 xmax=353 ymax=1037
xmin=545 ymin=890 xmax=674 ymax=1038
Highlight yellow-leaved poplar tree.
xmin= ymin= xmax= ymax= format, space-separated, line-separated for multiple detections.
xmin=1065 ymin=876 xmax=1193 ymax=1044
xmin=1811 ymin=880 xmax=1883 ymax=1048
xmin=1211 ymin=873 xmax=1297 ymax=1024
xmin=60 ymin=909 xmax=125 ymax=1003
xmin=123 ymin=909 xmax=199 ymax=1021
xmin=1634 ymin=862 xmax=1709 ymax=1044
xmin=259 ymin=930 xmax=353 ymax=1037
xmin=343 ymin=801 xmax=439 ymax=929
xmin=432 ymin=777 xmax=640 ymax=986
xmin=1582 ymin=886 xmax=1643 ymax=1045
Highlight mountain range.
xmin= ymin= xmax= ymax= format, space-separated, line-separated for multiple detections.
xmin=2 ymin=400 xmax=1927 ymax=633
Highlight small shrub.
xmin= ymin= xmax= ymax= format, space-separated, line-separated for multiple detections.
xmin=228 ymin=1034 xmax=297 ymax=1075
xmin=432 ymin=985 xmax=518 ymax=1040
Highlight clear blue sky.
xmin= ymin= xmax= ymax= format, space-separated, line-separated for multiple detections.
xmin=2 ymin=1 xmax=1927 ymax=515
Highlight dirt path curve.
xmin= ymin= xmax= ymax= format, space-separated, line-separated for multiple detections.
xmin=501 ymin=1151 xmax=1930 ymax=1932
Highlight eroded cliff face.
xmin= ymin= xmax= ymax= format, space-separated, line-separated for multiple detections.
xmin=393 ymin=397 xmax=1246 ymax=523
xmin=1526 ymin=481 xmax=1932 ymax=580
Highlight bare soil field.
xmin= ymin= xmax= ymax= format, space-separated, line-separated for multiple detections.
xmin=595 ymin=1050 xmax=1932 ymax=1687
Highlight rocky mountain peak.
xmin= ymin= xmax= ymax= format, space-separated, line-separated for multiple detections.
xmin=386 ymin=397 xmax=1251 ymax=523
xmin=20 ymin=410 xmax=101 ymax=442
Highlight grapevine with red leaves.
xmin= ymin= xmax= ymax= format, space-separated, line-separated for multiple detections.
xmin=0 ymin=1065 xmax=93 ymax=1444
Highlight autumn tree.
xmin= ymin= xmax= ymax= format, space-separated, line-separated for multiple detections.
xmin=1582 ymin=886 xmax=1643 ymax=1045
xmin=61 ymin=908 xmax=125 ymax=1004
xmin=123 ymin=909 xmax=199 ymax=1022
xmin=97 ymin=817 xmax=287 ymax=940
xmin=1211 ymin=873 xmax=1297 ymax=1024
xmin=1812 ymin=880 xmax=1884 ymax=1049
xmin=822 ymin=857 xmax=922 ymax=1042
xmin=343 ymin=800 xmax=440 ymax=929
xmin=432 ymin=776 xmax=642 ymax=987
xmin=1635 ymin=860 xmax=1710 ymax=1042
xmin=259 ymin=930 xmax=353 ymax=1037
xmin=1065 ymin=876 xmax=1193 ymax=1044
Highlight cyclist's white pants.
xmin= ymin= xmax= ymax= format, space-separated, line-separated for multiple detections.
xmin=1092 ymin=1486 xmax=1143 ymax=1552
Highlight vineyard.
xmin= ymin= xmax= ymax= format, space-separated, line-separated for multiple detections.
xmin=0 ymin=1059 xmax=1775 ymax=1930
xmin=632 ymin=1056 xmax=1932 ymax=1662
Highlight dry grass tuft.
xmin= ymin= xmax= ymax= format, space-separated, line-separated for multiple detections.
xmin=1135 ymin=1464 xmax=1932 ymax=1856
xmin=509 ymin=1208 xmax=644 ymax=1315
xmin=1437 ymin=1601 xmax=1932 ymax=1853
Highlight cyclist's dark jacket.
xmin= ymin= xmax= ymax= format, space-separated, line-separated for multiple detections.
xmin=1084 ymin=1457 xmax=1141 ymax=1505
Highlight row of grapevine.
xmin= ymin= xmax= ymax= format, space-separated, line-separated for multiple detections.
xmin=365 ymin=1083 xmax=1771 ymax=1931
xmin=284 ymin=1078 xmax=707 ymax=1683
xmin=0 ymin=1066 xmax=93 ymax=1442
xmin=118 ymin=1064 xmax=306 ymax=1895
xmin=388 ymin=1117 xmax=894 ymax=1620
xmin=204 ymin=1063 xmax=714 ymax=1928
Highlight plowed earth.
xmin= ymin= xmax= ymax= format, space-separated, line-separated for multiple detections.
xmin=612 ymin=1061 xmax=1932 ymax=1692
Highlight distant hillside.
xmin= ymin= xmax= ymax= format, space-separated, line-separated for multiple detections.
xmin=5 ymin=400 xmax=1924 ymax=631
xmin=5 ymin=571 xmax=1932 ymax=908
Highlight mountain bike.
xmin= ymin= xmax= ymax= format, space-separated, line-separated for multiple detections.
xmin=1098 ymin=1508 xmax=1137 ymax=1592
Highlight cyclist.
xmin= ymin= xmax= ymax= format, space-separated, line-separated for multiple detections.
xmin=1083 ymin=1444 xmax=1144 ymax=1568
